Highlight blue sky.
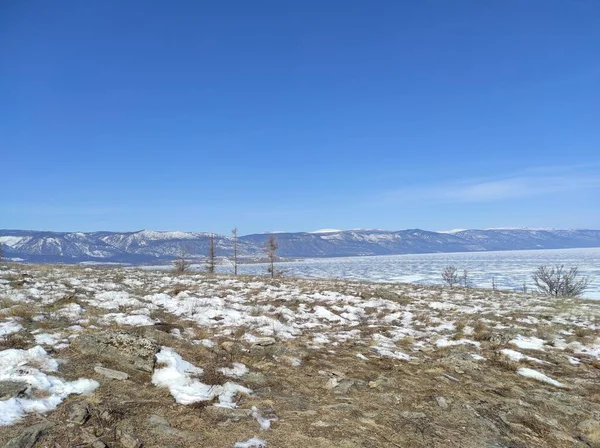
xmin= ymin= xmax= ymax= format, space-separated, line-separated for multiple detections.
xmin=1 ymin=1 xmax=599 ymax=234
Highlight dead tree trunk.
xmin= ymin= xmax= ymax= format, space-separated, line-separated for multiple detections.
xmin=232 ymin=227 xmax=238 ymax=276
xmin=206 ymin=234 xmax=216 ymax=274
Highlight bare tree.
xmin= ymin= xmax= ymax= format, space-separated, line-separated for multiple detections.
xmin=532 ymin=265 xmax=590 ymax=298
xmin=206 ymin=234 xmax=216 ymax=274
xmin=265 ymin=235 xmax=279 ymax=278
xmin=173 ymin=247 xmax=190 ymax=274
xmin=441 ymin=265 xmax=459 ymax=288
xmin=232 ymin=227 xmax=238 ymax=275
xmin=462 ymin=269 xmax=470 ymax=288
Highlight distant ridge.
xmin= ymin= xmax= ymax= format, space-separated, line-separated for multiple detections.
xmin=1 ymin=228 xmax=599 ymax=264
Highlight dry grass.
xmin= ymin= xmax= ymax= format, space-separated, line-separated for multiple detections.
xmin=201 ymin=361 xmax=228 ymax=386
xmin=1 ymin=264 xmax=600 ymax=448
xmin=171 ymin=285 xmax=187 ymax=296
xmin=488 ymin=350 xmax=518 ymax=371
xmin=574 ymin=326 xmax=594 ymax=340
xmin=473 ymin=321 xmax=492 ymax=341
xmin=0 ymin=296 xmax=16 ymax=309
xmin=0 ymin=332 xmax=32 ymax=349
xmin=413 ymin=312 xmax=433 ymax=326
xmin=454 ymin=318 xmax=468 ymax=333
xmin=536 ymin=325 xmax=557 ymax=343
xmin=3 ymin=303 xmax=39 ymax=323
xmin=513 ymin=413 xmax=551 ymax=437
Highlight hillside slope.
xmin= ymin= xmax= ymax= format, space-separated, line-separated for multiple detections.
xmin=1 ymin=228 xmax=599 ymax=263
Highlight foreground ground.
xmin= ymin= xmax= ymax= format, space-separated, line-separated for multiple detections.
xmin=1 ymin=263 xmax=600 ymax=447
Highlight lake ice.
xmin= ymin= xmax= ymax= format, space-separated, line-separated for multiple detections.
xmin=218 ymin=247 xmax=600 ymax=299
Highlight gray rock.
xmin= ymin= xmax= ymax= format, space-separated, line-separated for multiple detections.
xmin=577 ymin=419 xmax=600 ymax=444
xmin=489 ymin=333 xmax=512 ymax=345
xmin=435 ymin=396 xmax=448 ymax=409
xmin=72 ymin=331 xmax=158 ymax=373
xmin=243 ymin=372 xmax=267 ymax=387
xmin=147 ymin=414 xmax=203 ymax=442
xmin=322 ymin=403 xmax=358 ymax=412
xmin=253 ymin=337 xmax=276 ymax=346
xmin=148 ymin=414 xmax=170 ymax=426
xmin=94 ymin=365 xmax=130 ymax=380
xmin=401 ymin=411 xmax=427 ymax=419
xmin=82 ymin=430 xmax=108 ymax=448
xmin=0 ymin=380 xmax=28 ymax=400
xmin=442 ymin=373 xmax=460 ymax=382
xmin=220 ymin=341 xmax=233 ymax=350
xmin=117 ymin=429 xmax=142 ymax=448
xmin=6 ymin=422 xmax=54 ymax=448
xmin=152 ymin=322 xmax=184 ymax=334
xmin=99 ymin=409 xmax=114 ymax=424
xmin=333 ymin=379 xmax=356 ymax=395
xmin=67 ymin=401 xmax=90 ymax=425
xmin=202 ymin=406 xmax=251 ymax=423
xmin=370 ymin=375 xmax=398 ymax=390
xmin=324 ymin=377 xmax=339 ymax=390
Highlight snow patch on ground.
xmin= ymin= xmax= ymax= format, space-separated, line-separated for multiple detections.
xmin=0 ymin=346 xmax=99 ymax=426
xmin=219 ymin=362 xmax=249 ymax=379
xmin=89 ymin=291 xmax=141 ymax=309
xmin=100 ymin=313 xmax=156 ymax=326
xmin=0 ymin=319 xmax=23 ymax=336
xmin=428 ymin=302 xmax=457 ymax=310
xmin=33 ymin=332 xmax=70 ymax=349
xmin=571 ymin=342 xmax=600 ymax=360
xmin=251 ymin=405 xmax=277 ymax=431
xmin=436 ymin=338 xmax=480 ymax=348
xmin=517 ymin=367 xmax=564 ymax=387
xmin=510 ymin=335 xmax=546 ymax=351
xmin=370 ymin=334 xmax=411 ymax=360
xmin=152 ymin=347 xmax=252 ymax=408
xmin=234 ymin=438 xmax=268 ymax=448
xmin=501 ymin=349 xmax=546 ymax=364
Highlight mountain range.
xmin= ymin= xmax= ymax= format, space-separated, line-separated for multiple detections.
xmin=1 ymin=228 xmax=599 ymax=264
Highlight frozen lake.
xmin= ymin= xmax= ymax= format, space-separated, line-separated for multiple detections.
xmin=219 ymin=247 xmax=600 ymax=299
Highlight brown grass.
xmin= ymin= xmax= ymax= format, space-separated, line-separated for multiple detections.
xmin=0 ymin=332 xmax=32 ymax=349
xmin=3 ymin=303 xmax=39 ymax=323
xmin=574 ymin=326 xmax=593 ymax=340
xmin=454 ymin=318 xmax=468 ymax=333
xmin=473 ymin=321 xmax=492 ymax=342
xmin=201 ymin=361 xmax=228 ymax=386
xmin=488 ymin=350 xmax=518 ymax=371
xmin=1 ymin=263 xmax=600 ymax=448
xmin=0 ymin=296 xmax=16 ymax=309
xmin=513 ymin=413 xmax=550 ymax=437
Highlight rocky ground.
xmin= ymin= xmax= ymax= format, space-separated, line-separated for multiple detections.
xmin=1 ymin=263 xmax=600 ymax=448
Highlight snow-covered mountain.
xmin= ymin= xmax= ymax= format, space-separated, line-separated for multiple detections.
xmin=1 ymin=228 xmax=599 ymax=263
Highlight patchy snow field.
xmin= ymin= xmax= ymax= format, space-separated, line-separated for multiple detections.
xmin=1 ymin=263 xmax=600 ymax=447
xmin=216 ymin=247 xmax=600 ymax=299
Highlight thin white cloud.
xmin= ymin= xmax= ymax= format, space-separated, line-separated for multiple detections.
xmin=379 ymin=167 xmax=600 ymax=204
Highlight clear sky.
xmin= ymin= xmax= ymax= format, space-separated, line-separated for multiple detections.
xmin=1 ymin=1 xmax=599 ymax=234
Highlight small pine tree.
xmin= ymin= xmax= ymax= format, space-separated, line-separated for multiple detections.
xmin=265 ymin=235 xmax=278 ymax=278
